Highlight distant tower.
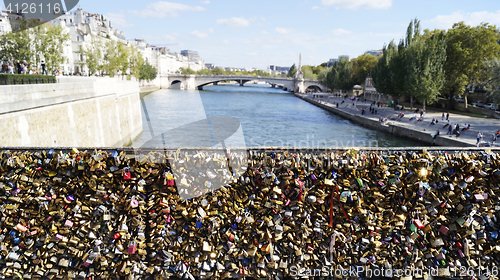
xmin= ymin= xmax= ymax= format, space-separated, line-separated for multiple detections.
xmin=296 ymin=53 xmax=303 ymax=80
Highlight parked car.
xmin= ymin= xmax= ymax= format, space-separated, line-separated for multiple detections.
xmin=471 ymin=101 xmax=485 ymax=108
xmin=486 ymin=103 xmax=496 ymax=110
xmin=454 ymin=96 xmax=465 ymax=103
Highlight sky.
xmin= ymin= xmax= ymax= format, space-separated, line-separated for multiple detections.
xmin=3 ymin=0 xmax=500 ymax=69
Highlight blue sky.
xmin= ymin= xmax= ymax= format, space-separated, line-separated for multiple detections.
xmin=4 ymin=0 xmax=500 ymax=69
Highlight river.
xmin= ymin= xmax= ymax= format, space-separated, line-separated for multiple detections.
xmin=131 ymin=84 xmax=420 ymax=148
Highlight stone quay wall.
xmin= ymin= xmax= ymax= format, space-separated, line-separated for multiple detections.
xmin=0 ymin=147 xmax=498 ymax=280
xmin=0 ymin=77 xmax=143 ymax=147
xmin=296 ymin=93 xmax=473 ymax=147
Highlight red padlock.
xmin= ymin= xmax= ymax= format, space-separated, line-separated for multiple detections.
xmin=123 ymin=167 xmax=131 ymax=180
xmin=128 ymin=240 xmax=137 ymax=254
xmin=113 ymin=232 xmax=121 ymax=240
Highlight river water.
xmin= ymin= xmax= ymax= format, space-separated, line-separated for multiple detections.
xmin=131 ymin=84 xmax=420 ymax=148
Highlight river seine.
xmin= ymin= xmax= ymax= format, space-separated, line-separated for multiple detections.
xmin=131 ymin=84 xmax=420 ymax=148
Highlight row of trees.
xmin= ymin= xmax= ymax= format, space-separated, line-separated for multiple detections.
xmin=373 ymin=19 xmax=500 ymax=110
xmin=0 ymin=20 xmax=69 ymax=72
xmin=318 ymin=19 xmax=500 ymax=110
xmin=318 ymin=53 xmax=379 ymax=92
xmin=76 ymin=37 xmax=146 ymax=79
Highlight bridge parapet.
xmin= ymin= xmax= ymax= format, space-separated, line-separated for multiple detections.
xmin=166 ymin=74 xmax=322 ymax=93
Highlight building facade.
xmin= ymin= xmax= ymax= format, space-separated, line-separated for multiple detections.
xmin=0 ymin=9 xmax=205 ymax=75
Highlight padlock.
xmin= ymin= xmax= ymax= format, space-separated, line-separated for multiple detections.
xmin=128 ymin=240 xmax=137 ymax=254
xmin=123 ymin=167 xmax=131 ymax=180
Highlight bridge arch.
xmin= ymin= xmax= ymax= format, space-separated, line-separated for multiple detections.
xmin=170 ymin=80 xmax=183 ymax=90
xmin=306 ymin=85 xmax=323 ymax=92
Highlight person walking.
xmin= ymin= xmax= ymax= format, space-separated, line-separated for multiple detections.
xmin=442 ymin=113 xmax=445 ymax=121
xmin=7 ymin=58 xmax=14 ymax=74
xmin=41 ymin=60 xmax=47 ymax=75
xmin=477 ymin=131 xmax=482 ymax=145
xmin=15 ymin=60 xmax=21 ymax=74
xmin=446 ymin=112 xmax=449 ymax=121
xmin=447 ymin=124 xmax=452 ymax=135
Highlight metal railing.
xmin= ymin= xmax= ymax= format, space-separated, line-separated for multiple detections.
xmin=1 ymin=77 xmax=57 ymax=85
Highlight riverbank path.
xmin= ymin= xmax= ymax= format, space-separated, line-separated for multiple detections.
xmin=299 ymin=94 xmax=500 ymax=147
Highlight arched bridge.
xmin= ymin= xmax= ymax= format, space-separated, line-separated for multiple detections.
xmin=166 ymin=74 xmax=325 ymax=93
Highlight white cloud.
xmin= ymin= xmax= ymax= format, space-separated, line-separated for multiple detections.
xmin=131 ymin=2 xmax=205 ymax=18
xmin=162 ymin=34 xmax=177 ymax=41
xmin=208 ymin=28 xmax=214 ymax=33
xmin=200 ymin=0 xmax=210 ymax=4
xmin=216 ymin=17 xmax=250 ymax=27
xmin=191 ymin=30 xmax=209 ymax=38
xmin=222 ymin=40 xmax=230 ymax=44
xmin=429 ymin=10 xmax=500 ymax=29
xmin=321 ymin=0 xmax=392 ymax=10
xmin=105 ymin=13 xmax=134 ymax=28
xmin=275 ymin=27 xmax=293 ymax=34
xmin=261 ymin=30 xmax=268 ymax=34
xmin=312 ymin=6 xmax=320 ymax=10
xmin=332 ymin=28 xmax=351 ymax=35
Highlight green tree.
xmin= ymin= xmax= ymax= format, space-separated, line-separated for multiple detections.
xmin=0 ymin=19 xmax=36 ymax=70
xmin=485 ymin=59 xmax=500 ymax=102
xmin=128 ymin=45 xmax=144 ymax=79
xmin=42 ymin=24 xmax=70 ymax=73
xmin=372 ymin=41 xmax=398 ymax=101
xmin=288 ymin=64 xmax=297 ymax=78
xmin=352 ymin=54 xmax=378 ymax=85
xmin=407 ymin=27 xmax=447 ymax=111
xmin=320 ymin=57 xmax=353 ymax=92
xmin=139 ymin=61 xmax=157 ymax=82
xmin=76 ymin=36 xmax=103 ymax=76
xmin=442 ymin=22 xmax=500 ymax=108
xmin=301 ymin=66 xmax=317 ymax=79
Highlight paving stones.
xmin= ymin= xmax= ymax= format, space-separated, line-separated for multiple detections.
xmin=0 ymin=148 xmax=499 ymax=279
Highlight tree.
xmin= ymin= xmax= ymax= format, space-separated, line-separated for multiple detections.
xmin=301 ymin=66 xmax=317 ymax=79
xmin=42 ymin=24 xmax=70 ymax=73
xmin=442 ymin=22 xmax=500 ymax=108
xmin=406 ymin=28 xmax=447 ymax=111
xmin=288 ymin=64 xmax=297 ymax=78
xmin=372 ymin=41 xmax=398 ymax=100
xmin=319 ymin=57 xmax=353 ymax=92
xmin=352 ymin=54 xmax=378 ymax=85
xmin=128 ymin=45 xmax=144 ymax=79
xmin=139 ymin=61 xmax=157 ymax=82
xmin=0 ymin=19 xmax=36 ymax=69
xmin=485 ymin=59 xmax=500 ymax=102
xmin=76 ymin=36 xmax=103 ymax=76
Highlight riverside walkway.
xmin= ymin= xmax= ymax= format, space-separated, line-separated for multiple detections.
xmin=297 ymin=93 xmax=500 ymax=147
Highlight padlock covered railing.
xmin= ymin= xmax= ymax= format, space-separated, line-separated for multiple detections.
xmin=0 ymin=148 xmax=499 ymax=279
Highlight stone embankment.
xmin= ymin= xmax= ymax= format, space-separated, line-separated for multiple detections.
xmin=295 ymin=93 xmax=500 ymax=147
xmin=0 ymin=77 xmax=143 ymax=147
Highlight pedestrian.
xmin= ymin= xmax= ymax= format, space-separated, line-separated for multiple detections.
xmin=422 ymin=111 xmax=425 ymax=119
xmin=15 ymin=60 xmax=21 ymax=74
xmin=336 ymin=103 xmax=339 ymax=108
xmin=493 ymin=134 xmax=497 ymax=143
xmin=448 ymin=125 xmax=452 ymax=135
xmin=7 ymin=58 xmax=14 ymax=74
xmin=477 ymin=131 xmax=482 ymax=144
xmin=41 ymin=60 xmax=47 ymax=75
xmin=442 ymin=113 xmax=444 ymax=121
xmin=446 ymin=112 xmax=449 ymax=121
xmin=420 ymin=110 xmax=423 ymax=117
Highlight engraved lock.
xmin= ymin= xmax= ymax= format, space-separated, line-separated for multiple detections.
xmin=128 ymin=240 xmax=137 ymax=254
xmin=103 ymin=210 xmax=111 ymax=221
xmin=130 ymin=196 xmax=139 ymax=208
xmin=123 ymin=167 xmax=131 ymax=180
